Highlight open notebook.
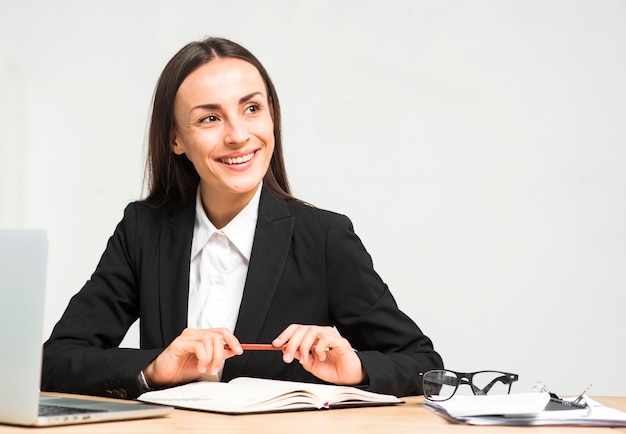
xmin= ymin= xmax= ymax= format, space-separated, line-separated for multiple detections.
xmin=0 ymin=229 xmax=173 ymax=426
xmin=139 ymin=376 xmax=402 ymax=414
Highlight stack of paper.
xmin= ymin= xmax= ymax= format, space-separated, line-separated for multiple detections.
xmin=423 ymin=393 xmax=626 ymax=427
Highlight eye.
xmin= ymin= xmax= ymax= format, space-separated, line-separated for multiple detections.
xmin=198 ymin=114 xmax=219 ymax=124
xmin=244 ymin=103 xmax=261 ymax=114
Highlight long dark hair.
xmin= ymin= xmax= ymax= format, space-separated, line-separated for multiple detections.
xmin=144 ymin=37 xmax=292 ymax=209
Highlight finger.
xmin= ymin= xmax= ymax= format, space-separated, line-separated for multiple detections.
xmin=207 ymin=333 xmax=225 ymax=375
xmin=194 ymin=340 xmax=209 ymax=374
xmin=281 ymin=325 xmax=310 ymax=363
xmin=185 ymin=328 xmax=227 ymax=374
xmin=221 ymin=333 xmax=243 ymax=356
xmin=296 ymin=328 xmax=320 ymax=365
xmin=312 ymin=334 xmax=337 ymax=362
xmin=272 ymin=324 xmax=299 ymax=347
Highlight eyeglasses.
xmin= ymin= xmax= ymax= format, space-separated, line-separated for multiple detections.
xmin=421 ymin=369 xmax=519 ymax=401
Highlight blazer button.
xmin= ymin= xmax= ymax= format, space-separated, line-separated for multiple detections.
xmin=118 ymin=388 xmax=128 ymax=399
xmin=105 ymin=389 xmax=113 ymax=397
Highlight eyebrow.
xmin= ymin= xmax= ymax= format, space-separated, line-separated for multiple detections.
xmin=190 ymin=92 xmax=264 ymax=112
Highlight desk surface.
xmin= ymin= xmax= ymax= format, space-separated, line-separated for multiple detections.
xmin=1 ymin=395 xmax=625 ymax=433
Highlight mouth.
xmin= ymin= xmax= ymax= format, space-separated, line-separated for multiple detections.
xmin=218 ymin=150 xmax=256 ymax=165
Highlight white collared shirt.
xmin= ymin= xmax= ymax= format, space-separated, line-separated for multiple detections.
xmin=187 ymin=184 xmax=261 ymax=332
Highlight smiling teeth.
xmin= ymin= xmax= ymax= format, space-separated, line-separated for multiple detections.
xmin=221 ymin=152 xmax=254 ymax=165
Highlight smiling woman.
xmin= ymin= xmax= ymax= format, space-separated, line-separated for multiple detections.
xmin=40 ymin=37 xmax=443 ymax=401
xmin=144 ymin=38 xmax=290 ymax=213
xmin=171 ymin=58 xmax=276 ymax=228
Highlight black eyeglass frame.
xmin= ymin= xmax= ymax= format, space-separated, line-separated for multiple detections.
xmin=421 ymin=369 xmax=519 ymax=401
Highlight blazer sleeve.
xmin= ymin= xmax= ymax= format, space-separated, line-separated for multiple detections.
xmin=41 ymin=203 xmax=163 ymax=399
xmin=325 ymin=213 xmax=444 ymax=397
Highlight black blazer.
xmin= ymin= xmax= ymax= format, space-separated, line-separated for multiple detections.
xmin=42 ymin=188 xmax=443 ymax=399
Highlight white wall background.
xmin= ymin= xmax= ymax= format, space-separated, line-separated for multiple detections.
xmin=1 ymin=0 xmax=624 ymax=396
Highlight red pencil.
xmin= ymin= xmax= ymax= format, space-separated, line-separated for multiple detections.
xmin=225 ymin=343 xmax=282 ymax=351
xmin=224 ymin=344 xmax=332 ymax=352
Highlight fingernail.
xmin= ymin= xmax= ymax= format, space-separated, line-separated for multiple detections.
xmin=283 ymin=353 xmax=292 ymax=363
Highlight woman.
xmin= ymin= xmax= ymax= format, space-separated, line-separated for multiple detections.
xmin=42 ymin=37 xmax=443 ymax=400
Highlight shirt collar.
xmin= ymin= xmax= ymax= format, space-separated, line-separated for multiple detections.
xmin=191 ymin=183 xmax=262 ymax=262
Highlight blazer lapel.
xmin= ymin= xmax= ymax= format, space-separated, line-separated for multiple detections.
xmin=158 ymin=200 xmax=195 ymax=347
xmin=226 ymin=189 xmax=294 ymax=377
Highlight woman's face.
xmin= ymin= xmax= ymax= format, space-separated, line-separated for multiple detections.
xmin=172 ymin=57 xmax=274 ymax=203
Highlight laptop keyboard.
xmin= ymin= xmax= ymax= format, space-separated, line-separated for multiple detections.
xmin=39 ymin=404 xmax=107 ymax=417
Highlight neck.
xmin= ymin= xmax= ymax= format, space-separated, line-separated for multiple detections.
xmin=199 ymin=184 xmax=259 ymax=229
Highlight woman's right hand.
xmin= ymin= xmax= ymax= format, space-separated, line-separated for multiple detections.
xmin=142 ymin=328 xmax=243 ymax=388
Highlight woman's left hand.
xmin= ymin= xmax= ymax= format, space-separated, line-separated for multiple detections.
xmin=272 ymin=324 xmax=367 ymax=386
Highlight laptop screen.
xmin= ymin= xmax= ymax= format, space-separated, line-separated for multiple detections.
xmin=0 ymin=229 xmax=48 ymax=424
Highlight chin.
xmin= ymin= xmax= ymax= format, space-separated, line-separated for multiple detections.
xmin=229 ymin=181 xmax=263 ymax=194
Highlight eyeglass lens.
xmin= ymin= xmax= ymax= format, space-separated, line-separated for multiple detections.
xmin=423 ymin=370 xmax=515 ymax=401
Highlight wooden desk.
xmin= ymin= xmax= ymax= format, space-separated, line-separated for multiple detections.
xmin=1 ymin=396 xmax=625 ymax=433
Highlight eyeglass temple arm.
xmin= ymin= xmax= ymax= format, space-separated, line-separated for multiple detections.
xmin=476 ymin=374 xmax=518 ymax=395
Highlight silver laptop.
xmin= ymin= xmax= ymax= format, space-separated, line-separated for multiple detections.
xmin=0 ymin=229 xmax=173 ymax=426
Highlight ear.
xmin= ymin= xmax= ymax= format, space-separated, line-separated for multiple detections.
xmin=170 ymin=130 xmax=186 ymax=155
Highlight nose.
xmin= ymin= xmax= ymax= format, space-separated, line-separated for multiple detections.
xmin=224 ymin=116 xmax=250 ymax=147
